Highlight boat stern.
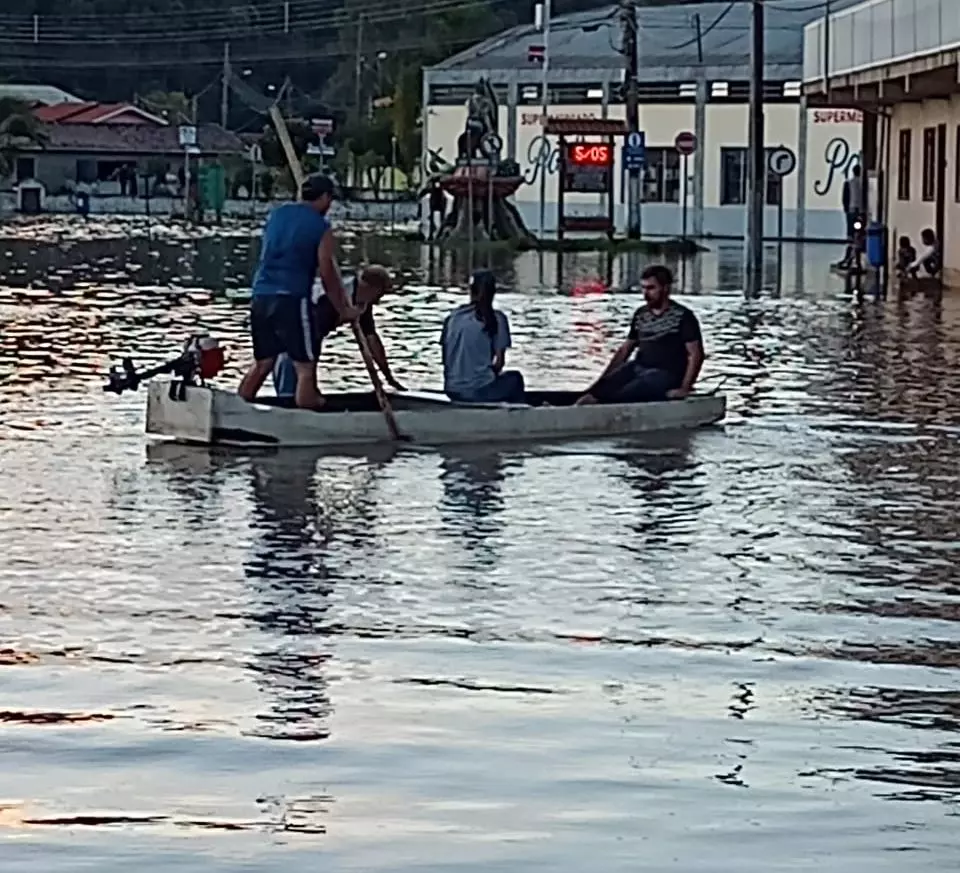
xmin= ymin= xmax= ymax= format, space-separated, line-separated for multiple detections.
xmin=145 ymin=381 xmax=215 ymax=444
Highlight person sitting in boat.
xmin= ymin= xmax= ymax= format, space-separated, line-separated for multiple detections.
xmin=440 ymin=269 xmax=525 ymax=404
xmin=273 ymin=264 xmax=405 ymax=402
xmin=576 ymin=264 xmax=704 ymax=405
xmin=238 ymin=173 xmax=363 ymax=410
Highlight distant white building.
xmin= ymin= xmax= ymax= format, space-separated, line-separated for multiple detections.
xmin=423 ymin=1 xmax=864 ymax=241
xmin=0 ymin=83 xmax=84 ymax=106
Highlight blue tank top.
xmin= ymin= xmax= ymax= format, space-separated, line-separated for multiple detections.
xmin=252 ymin=202 xmax=330 ymax=299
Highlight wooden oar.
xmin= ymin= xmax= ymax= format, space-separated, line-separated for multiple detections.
xmin=268 ymin=106 xmax=408 ymax=442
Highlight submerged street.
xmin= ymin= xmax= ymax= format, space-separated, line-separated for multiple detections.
xmin=1 ymin=221 xmax=959 ymax=871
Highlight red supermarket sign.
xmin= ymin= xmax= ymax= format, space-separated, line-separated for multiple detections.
xmin=813 ymin=109 xmax=863 ymax=123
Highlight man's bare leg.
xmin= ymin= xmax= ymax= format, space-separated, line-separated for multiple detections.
xmin=293 ymin=360 xmax=326 ymax=410
xmin=239 ymin=358 xmax=275 ymax=402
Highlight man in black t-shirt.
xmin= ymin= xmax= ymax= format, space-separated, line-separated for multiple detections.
xmin=273 ymin=264 xmax=405 ymax=401
xmin=576 ymin=264 xmax=705 ymax=405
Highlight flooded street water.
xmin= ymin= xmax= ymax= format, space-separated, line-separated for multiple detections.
xmin=1 ymin=217 xmax=959 ymax=871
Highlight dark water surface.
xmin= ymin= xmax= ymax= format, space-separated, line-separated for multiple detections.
xmin=1 ymin=221 xmax=959 ymax=871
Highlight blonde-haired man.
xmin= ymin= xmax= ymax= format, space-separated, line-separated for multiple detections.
xmin=273 ymin=264 xmax=405 ymax=403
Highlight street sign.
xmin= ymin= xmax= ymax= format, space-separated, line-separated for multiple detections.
xmin=622 ymin=130 xmax=646 ymax=172
xmin=768 ymin=146 xmax=797 ymax=177
xmin=480 ymin=132 xmax=503 ymax=158
xmin=674 ymin=131 xmax=697 ymax=155
xmin=178 ymin=125 xmax=197 ymax=148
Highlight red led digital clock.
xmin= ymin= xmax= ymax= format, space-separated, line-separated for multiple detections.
xmin=567 ymin=143 xmax=612 ymax=166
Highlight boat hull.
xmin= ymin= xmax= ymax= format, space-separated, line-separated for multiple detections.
xmin=145 ymin=382 xmax=726 ymax=447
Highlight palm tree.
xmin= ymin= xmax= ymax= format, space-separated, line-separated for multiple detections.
xmin=0 ymin=97 xmax=46 ymax=179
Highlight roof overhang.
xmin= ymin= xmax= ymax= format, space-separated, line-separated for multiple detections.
xmin=425 ymin=64 xmax=805 ymax=89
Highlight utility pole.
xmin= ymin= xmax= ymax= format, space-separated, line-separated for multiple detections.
xmin=354 ymin=15 xmax=364 ymax=122
xmin=620 ymin=0 xmax=641 ymax=238
xmin=744 ymin=0 xmax=765 ymax=296
xmin=823 ymin=0 xmax=831 ymax=101
xmin=220 ymin=41 xmax=231 ymax=128
xmin=536 ymin=0 xmax=551 ymax=239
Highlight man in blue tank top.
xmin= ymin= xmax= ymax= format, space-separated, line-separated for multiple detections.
xmin=237 ymin=173 xmax=363 ymax=410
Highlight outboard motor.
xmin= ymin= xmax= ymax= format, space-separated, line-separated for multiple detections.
xmin=104 ymin=334 xmax=225 ymax=398
xmin=184 ymin=334 xmax=225 ymax=381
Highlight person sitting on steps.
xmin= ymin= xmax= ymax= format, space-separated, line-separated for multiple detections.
xmin=905 ymin=228 xmax=941 ymax=280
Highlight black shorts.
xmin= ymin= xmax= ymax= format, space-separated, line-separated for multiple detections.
xmin=845 ymin=212 xmax=859 ymax=239
xmin=249 ymin=295 xmax=316 ymax=363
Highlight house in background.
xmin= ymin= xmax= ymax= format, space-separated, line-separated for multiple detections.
xmin=0 ymin=83 xmax=84 ymax=106
xmin=4 ymin=99 xmax=244 ymax=198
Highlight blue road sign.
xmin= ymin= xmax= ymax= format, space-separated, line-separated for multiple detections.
xmin=623 ymin=130 xmax=646 ymax=172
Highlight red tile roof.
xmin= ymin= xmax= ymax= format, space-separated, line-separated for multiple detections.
xmin=34 ymin=102 xmax=99 ymax=123
xmin=33 ymin=101 xmax=166 ymax=126
xmin=38 ymin=122 xmax=245 ymax=156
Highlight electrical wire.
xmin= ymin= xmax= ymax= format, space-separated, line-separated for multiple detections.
xmin=0 ymin=0 xmax=514 ymax=44
xmin=0 ymin=0 xmax=369 ymax=27
xmin=0 ymin=1 xmax=821 ymax=45
xmin=765 ymin=1 xmax=829 ymax=12
xmin=0 ymin=28 xmax=528 ymax=68
xmin=664 ymin=0 xmax=736 ymax=50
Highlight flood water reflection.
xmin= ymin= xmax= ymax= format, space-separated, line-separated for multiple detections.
xmin=1 ymin=218 xmax=959 ymax=871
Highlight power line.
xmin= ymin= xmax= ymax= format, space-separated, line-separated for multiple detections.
xmin=665 ymin=1 xmax=735 ymax=50
xmin=0 ymin=0 xmax=823 ymax=39
xmin=0 ymin=28 xmax=531 ymax=69
xmin=0 ymin=0 xmax=517 ymax=43
xmin=0 ymin=0 xmax=516 ymax=45
xmin=0 ymin=0 xmax=371 ymax=27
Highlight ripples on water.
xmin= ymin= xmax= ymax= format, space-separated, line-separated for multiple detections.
xmin=1 ymin=219 xmax=959 ymax=871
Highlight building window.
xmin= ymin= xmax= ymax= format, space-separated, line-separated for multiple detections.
xmin=14 ymin=157 xmax=35 ymax=182
xmin=897 ymin=130 xmax=911 ymax=200
xmin=922 ymin=127 xmax=936 ymax=201
xmin=642 ymin=147 xmax=680 ymax=203
xmin=719 ymin=147 xmax=782 ymax=206
xmin=76 ymin=159 xmax=98 ymax=184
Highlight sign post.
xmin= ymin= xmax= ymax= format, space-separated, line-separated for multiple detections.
xmin=767 ymin=145 xmax=797 ymax=246
xmin=178 ymin=124 xmax=198 ymax=221
xmin=768 ymin=145 xmax=797 ymax=293
xmin=622 ymin=131 xmax=646 ymax=238
xmin=558 ymin=140 xmax=616 ymax=242
xmin=674 ymin=131 xmax=697 ymax=242
xmin=481 ymin=133 xmax=502 ymax=266
xmin=249 ymin=143 xmax=261 ymax=217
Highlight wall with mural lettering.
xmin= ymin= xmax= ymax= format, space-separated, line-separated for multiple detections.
xmin=805 ymin=108 xmax=863 ymax=211
xmin=423 ymin=100 xmax=862 ymax=238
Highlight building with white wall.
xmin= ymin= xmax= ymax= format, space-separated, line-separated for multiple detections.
xmin=803 ymin=0 xmax=960 ymax=285
xmin=423 ymin=1 xmax=864 ymax=241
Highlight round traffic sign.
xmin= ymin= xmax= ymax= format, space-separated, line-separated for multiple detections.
xmin=674 ymin=131 xmax=697 ymax=155
xmin=768 ymin=146 xmax=797 ymax=177
xmin=480 ymin=132 xmax=503 ymax=158
xmin=627 ymin=131 xmax=643 ymax=149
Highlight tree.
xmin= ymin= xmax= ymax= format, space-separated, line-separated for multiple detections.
xmin=0 ymin=98 xmax=45 ymax=179
xmin=137 ymin=90 xmax=193 ymax=124
xmin=390 ymin=63 xmax=422 ymax=177
xmin=256 ymin=118 xmax=320 ymax=169
xmin=321 ymin=0 xmax=515 ymax=182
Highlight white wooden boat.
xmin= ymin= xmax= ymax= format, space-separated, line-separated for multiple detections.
xmin=145 ymin=381 xmax=726 ymax=448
